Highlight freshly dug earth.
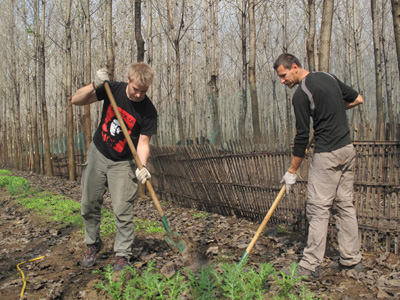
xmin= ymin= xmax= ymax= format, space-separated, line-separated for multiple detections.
xmin=0 ymin=170 xmax=399 ymax=299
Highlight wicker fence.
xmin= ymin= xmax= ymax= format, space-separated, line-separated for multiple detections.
xmin=148 ymin=140 xmax=400 ymax=254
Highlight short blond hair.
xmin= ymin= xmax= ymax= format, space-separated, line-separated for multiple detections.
xmin=128 ymin=62 xmax=154 ymax=87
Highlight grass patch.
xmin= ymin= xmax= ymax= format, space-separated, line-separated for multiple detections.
xmin=0 ymin=175 xmax=30 ymax=195
xmin=0 ymin=169 xmax=12 ymax=175
xmin=18 ymin=191 xmax=83 ymax=227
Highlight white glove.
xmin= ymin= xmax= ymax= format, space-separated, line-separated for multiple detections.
xmin=94 ymin=68 xmax=110 ymax=88
xmin=280 ymin=171 xmax=297 ymax=194
xmin=135 ymin=167 xmax=151 ymax=184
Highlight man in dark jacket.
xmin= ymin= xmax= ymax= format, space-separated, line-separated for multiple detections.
xmin=274 ymin=53 xmax=364 ymax=281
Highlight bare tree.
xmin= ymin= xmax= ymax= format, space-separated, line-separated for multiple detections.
xmin=135 ymin=0 xmax=145 ymax=62
xmin=319 ymin=0 xmax=334 ymax=72
xmin=106 ymin=0 xmax=115 ymax=79
xmin=248 ymin=0 xmax=261 ymax=141
xmin=382 ymin=0 xmax=394 ymax=125
xmin=33 ymin=0 xmax=41 ymax=173
xmin=38 ymin=0 xmax=53 ymax=176
xmin=209 ymin=0 xmax=221 ymax=146
xmin=239 ymin=0 xmax=248 ymax=140
xmin=9 ymin=0 xmax=22 ymax=169
xmin=307 ymin=0 xmax=317 ymax=71
xmin=82 ymin=0 xmax=92 ymax=155
xmin=371 ymin=0 xmax=384 ymax=126
xmin=65 ymin=0 xmax=75 ymax=181
xmin=166 ymin=0 xmax=186 ymax=144
xmin=352 ymin=0 xmax=366 ymax=128
xmin=391 ymin=0 xmax=400 ymax=79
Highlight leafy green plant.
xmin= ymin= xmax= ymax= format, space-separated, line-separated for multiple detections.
xmin=186 ymin=263 xmax=217 ymax=300
xmin=95 ymin=260 xmax=189 ymax=300
xmin=213 ymin=259 xmax=274 ymax=300
xmin=95 ymin=259 xmax=319 ymax=300
xmin=192 ymin=211 xmax=209 ymax=219
xmin=0 ymin=169 xmax=12 ymax=175
xmin=134 ymin=218 xmax=165 ymax=234
xmin=0 ymin=175 xmax=30 ymax=195
xmin=273 ymin=263 xmax=319 ymax=300
xmin=94 ymin=264 xmax=125 ymax=300
xmin=18 ymin=192 xmax=82 ymax=226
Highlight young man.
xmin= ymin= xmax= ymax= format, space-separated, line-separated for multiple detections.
xmin=71 ymin=62 xmax=157 ymax=271
xmin=273 ymin=53 xmax=364 ymax=281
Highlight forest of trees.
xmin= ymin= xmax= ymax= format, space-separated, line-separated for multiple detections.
xmin=0 ymin=0 xmax=399 ymax=180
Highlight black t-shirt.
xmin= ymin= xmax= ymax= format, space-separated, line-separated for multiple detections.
xmin=292 ymin=72 xmax=359 ymax=157
xmin=92 ymin=81 xmax=157 ymax=161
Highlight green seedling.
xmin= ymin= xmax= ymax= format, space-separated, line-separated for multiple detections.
xmin=0 ymin=169 xmax=12 ymax=175
xmin=0 ymin=175 xmax=30 ymax=195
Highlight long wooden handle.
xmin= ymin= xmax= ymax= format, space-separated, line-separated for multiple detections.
xmin=104 ymin=82 xmax=165 ymax=218
xmin=238 ymin=133 xmax=315 ymax=265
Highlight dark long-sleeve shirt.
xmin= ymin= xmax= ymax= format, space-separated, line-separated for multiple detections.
xmin=292 ymin=72 xmax=359 ymax=158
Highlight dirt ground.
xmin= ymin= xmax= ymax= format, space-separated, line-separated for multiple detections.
xmin=0 ymin=169 xmax=399 ymax=300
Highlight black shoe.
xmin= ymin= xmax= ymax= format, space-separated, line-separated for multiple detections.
xmin=113 ymin=256 xmax=130 ymax=271
xmin=81 ymin=241 xmax=103 ymax=268
xmin=339 ymin=261 xmax=364 ymax=272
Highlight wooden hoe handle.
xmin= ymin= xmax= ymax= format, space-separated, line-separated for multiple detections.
xmin=104 ymin=82 xmax=165 ymax=218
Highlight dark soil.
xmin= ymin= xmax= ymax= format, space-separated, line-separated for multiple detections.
xmin=0 ymin=169 xmax=399 ymax=299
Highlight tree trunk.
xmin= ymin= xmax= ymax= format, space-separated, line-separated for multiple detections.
xmin=33 ymin=1 xmax=41 ymax=173
xmin=352 ymin=0 xmax=366 ymax=128
xmin=391 ymin=0 xmax=400 ymax=79
xmin=319 ymin=0 xmax=334 ymax=72
xmin=9 ymin=0 xmax=22 ymax=170
xmin=135 ymin=0 xmax=145 ymax=62
xmin=106 ymin=0 xmax=115 ymax=79
xmin=239 ymin=0 xmax=247 ymax=140
xmin=382 ymin=0 xmax=394 ymax=125
xmin=83 ymin=0 xmax=92 ymax=156
xmin=248 ymin=0 xmax=261 ymax=142
xmin=39 ymin=0 xmax=53 ymax=176
xmin=371 ymin=0 xmax=384 ymax=126
xmin=307 ymin=0 xmax=316 ymax=71
xmin=210 ymin=0 xmax=221 ymax=146
xmin=65 ymin=0 xmax=76 ymax=181
xmin=167 ymin=0 xmax=185 ymax=145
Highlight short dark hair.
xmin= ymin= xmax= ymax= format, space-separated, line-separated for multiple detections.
xmin=273 ymin=53 xmax=302 ymax=70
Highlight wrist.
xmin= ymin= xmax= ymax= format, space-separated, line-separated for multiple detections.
xmin=288 ymin=169 xmax=297 ymax=174
xmin=92 ymin=81 xmax=96 ymax=91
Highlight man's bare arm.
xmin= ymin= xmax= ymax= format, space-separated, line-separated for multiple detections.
xmin=71 ymin=84 xmax=98 ymax=106
xmin=136 ymin=134 xmax=152 ymax=166
xmin=344 ymin=94 xmax=364 ymax=110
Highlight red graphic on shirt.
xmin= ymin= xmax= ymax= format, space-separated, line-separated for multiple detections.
xmin=101 ymin=105 xmax=136 ymax=152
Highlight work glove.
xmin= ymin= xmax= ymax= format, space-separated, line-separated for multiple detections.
xmin=280 ymin=171 xmax=297 ymax=194
xmin=135 ymin=167 xmax=151 ymax=184
xmin=93 ymin=68 xmax=110 ymax=89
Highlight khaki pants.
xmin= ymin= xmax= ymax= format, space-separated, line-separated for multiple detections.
xmin=299 ymin=144 xmax=362 ymax=271
xmin=81 ymin=143 xmax=138 ymax=257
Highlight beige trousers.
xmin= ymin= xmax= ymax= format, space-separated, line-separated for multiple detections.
xmin=299 ymin=144 xmax=362 ymax=271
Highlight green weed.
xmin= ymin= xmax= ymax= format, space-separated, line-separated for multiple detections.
xmin=134 ymin=218 xmax=165 ymax=234
xmin=18 ymin=191 xmax=82 ymax=226
xmin=0 ymin=169 xmax=12 ymax=175
xmin=95 ymin=260 xmax=319 ymax=299
xmin=273 ymin=263 xmax=319 ymax=300
xmin=192 ymin=211 xmax=209 ymax=219
xmin=0 ymin=175 xmax=30 ymax=195
xmin=94 ymin=261 xmax=189 ymax=300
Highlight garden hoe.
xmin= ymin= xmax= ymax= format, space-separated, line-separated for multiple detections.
xmin=238 ymin=134 xmax=314 ymax=266
xmin=104 ymin=82 xmax=185 ymax=253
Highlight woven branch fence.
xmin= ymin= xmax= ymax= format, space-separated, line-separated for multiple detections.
xmin=148 ymin=140 xmax=400 ymax=254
